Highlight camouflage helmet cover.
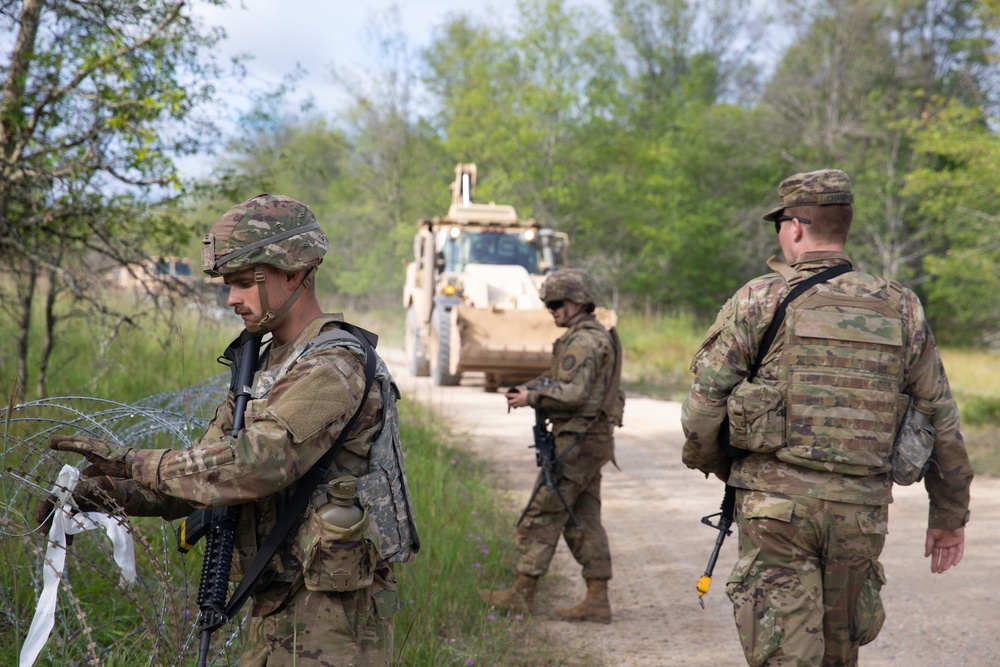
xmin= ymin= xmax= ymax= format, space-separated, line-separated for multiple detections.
xmin=540 ymin=268 xmax=598 ymax=307
xmin=762 ymin=169 xmax=854 ymax=222
xmin=201 ymin=193 xmax=328 ymax=276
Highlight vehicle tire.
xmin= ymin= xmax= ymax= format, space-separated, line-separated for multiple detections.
xmin=430 ymin=308 xmax=461 ymax=386
xmin=406 ymin=306 xmax=430 ymax=377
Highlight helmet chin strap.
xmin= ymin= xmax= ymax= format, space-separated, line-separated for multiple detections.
xmin=245 ymin=266 xmax=317 ymax=334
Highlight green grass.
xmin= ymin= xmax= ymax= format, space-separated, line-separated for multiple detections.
xmin=0 ymin=296 xmax=597 ymax=666
xmin=392 ymin=400 xmax=601 ymax=666
xmin=3 ymin=295 xmax=999 ymax=664
xmin=939 ymin=348 xmax=1000 ymax=476
xmin=616 ymin=310 xmax=708 ymax=401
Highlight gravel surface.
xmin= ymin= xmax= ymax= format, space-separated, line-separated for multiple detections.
xmin=385 ymin=349 xmax=1000 ymax=666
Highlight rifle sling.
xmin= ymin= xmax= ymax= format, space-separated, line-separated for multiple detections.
xmin=221 ymin=323 xmax=377 ymax=622
xmin=746 ymin=264 xmax=852 ymax=383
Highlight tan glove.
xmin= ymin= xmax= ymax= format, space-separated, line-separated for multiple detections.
xmin=33 ymin=475 xmax=195 ymax=534
xmin=50 ymin=435 xmax=135 ymax=478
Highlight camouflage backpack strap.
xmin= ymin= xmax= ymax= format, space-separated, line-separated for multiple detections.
xmin=766 ymin=255 xmax=803 ymax=286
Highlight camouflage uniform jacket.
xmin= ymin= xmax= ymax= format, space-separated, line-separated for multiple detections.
xmin=132 ymin=314 xmax=385 ymax=602
xmin=681 ymin=251 xmax=972 ymax=529
xmin=527 ymin=314 xmax=618 ymax=437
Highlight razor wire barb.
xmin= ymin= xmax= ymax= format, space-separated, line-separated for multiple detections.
xmin=0 ymin=372 xmax=248 ymax=667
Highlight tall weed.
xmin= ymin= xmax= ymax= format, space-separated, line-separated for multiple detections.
xmin=616 ymin=310 xmax=705 ymax=401
xmin=392 ymin=399 xmax=600 ymax=666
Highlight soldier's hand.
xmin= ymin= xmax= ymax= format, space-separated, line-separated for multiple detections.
xmin=32 ymin=475 xmax=120 ymax=538
xmin=33 ymin=491 xmax=59 ymax=535
xmin=506 ymin=385 xmax=529 ymax=409
xmin=50 ymin=435 xmax=135 ymax=479
xmin=925 ymin=526 xmax=965 ymax=574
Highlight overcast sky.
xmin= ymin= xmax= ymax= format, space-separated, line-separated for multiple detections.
xmin=184 ymin=0 xmax=774 ymax=176
xmin=196 ymin=0 xmax=533 ymax=117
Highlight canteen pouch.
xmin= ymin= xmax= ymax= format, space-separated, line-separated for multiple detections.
xmin=891 ymin=397 xmax=935 ymax=486
xmin=727 ymin=380 xmax=786 ymax=454
xmin=294 ymin=506 xmax=379 ymax=593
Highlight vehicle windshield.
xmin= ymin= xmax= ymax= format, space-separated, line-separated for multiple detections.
xmin=442 ymin=230 xmax=540 ymax=274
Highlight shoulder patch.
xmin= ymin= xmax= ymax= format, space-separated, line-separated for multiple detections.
xmin=561 ymin=354 xmax=577 ymax=371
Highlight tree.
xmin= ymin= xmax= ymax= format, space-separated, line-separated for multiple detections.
xmin=0 ymin=0 xmax=230 ymax=400
xmin=761 ymin=0 xmax=1000 ymax=289
xmin=330 ymin=5 xmax=450 ymax=307
xmin=607 ymin=0 xmax=774 ymax=313
xmin=904 ymin=99 xmax=1000 ymax=344
xmin=423 ymin=0 xmax=632 ymax=293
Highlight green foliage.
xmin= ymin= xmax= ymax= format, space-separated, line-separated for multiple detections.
xmin=956 ymin=395 xmax=1000 ymax=427
xmin=391 ymin=399 xmax=600 ymax=666
xmin=79 ymin=0 xmax=999 ymax=350
xmin=3 ymin=0 xmax=1000 ymax=373
xmin=0 ymin=0 xmax=232 ymax=402
xmin=903 ymin=100 xmax=1000 ymax=344
xmin=0 ymin=284 xmax=239 ymax=403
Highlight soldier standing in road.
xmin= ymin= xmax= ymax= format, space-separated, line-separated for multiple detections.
xmin=681 ymin=169 xmax=973 ymax=666
xmin=39 ymin=194 xmax=418 ymax=666
xmin=480 ymin=268 xmax=624 ymax=624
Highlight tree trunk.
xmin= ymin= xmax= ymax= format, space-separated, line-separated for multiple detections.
xmin=14 ymin=264 xmax=38 ymax=403
xmin=36 ymin=268 xmax=58 ymax=399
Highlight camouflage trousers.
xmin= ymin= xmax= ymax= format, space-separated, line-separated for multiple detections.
xmin=727 ymin=490 xmax=888 ymax=667
xmin=514 ymin=429 xmax=613 ymax=580
xmin=239 ymin=569 xmax=399 ymax=667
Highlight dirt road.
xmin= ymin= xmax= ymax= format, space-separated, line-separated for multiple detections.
xmin=384 ymin=350 xmax=1000 ymax=666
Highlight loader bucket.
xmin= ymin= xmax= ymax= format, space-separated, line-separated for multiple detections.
xmin=454 ymin=306 xmax=560 ymax=391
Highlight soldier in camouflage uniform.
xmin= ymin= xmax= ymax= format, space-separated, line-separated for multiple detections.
xmin=42 ymin=194 xmax=408 ymax=666
xmin=479 ymin=268 xmax=624 ymax=624
xmin=681 ymin=170 xmax=973 ymax=667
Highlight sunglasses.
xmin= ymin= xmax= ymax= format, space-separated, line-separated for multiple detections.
xmin=545 ymin=299 xmax=565 ymax=311
xmin=773 ymin=214 xmax=813 ymax=234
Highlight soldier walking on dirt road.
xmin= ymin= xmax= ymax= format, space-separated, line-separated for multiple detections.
xmin=480 ymin=268 xmax=625 ymax=624
xmin=681 ymin=169 xmax=973 ymax=666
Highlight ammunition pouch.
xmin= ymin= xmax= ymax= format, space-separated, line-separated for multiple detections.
xmin=726 ymin=380 xmax=785 ymax=454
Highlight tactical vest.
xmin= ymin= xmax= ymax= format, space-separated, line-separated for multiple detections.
xmin=773 ymin=274 xmax=907 ymax=476
xmin=549 ymin=319 xmax=623 ymax=420
xmin=251 ymin=325 xmax=420 ymax=566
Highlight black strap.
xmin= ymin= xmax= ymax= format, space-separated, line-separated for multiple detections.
xmin=746 ymin=264 xmax=852 ymax=382
xmin=222 ymin=323 xmax=377 ymax=621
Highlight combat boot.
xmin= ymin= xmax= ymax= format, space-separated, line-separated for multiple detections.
xmin=554 ymin=578 xmax=611 ymax=624
xmin=478 ymin=573 xmax=538 ymax=612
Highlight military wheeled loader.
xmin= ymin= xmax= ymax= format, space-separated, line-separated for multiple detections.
xmin=402 ymin=164 xmax=570 ymax=392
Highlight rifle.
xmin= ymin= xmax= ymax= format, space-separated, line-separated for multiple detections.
xmin=514 ymin=403 xmax=581 ymax=529
xmin=175 ymin=331 xmax=261 ymax=667
xmin=696 ymin=420 xmax=740 ymax=609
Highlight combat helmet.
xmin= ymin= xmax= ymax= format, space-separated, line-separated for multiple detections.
xmin=202 ymin=193 xmax=327 ymax=276
xmin=202 ymin=193 xmax=328 ymax=333
xmin=540 ymin=268 xmax=598 ymax=310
